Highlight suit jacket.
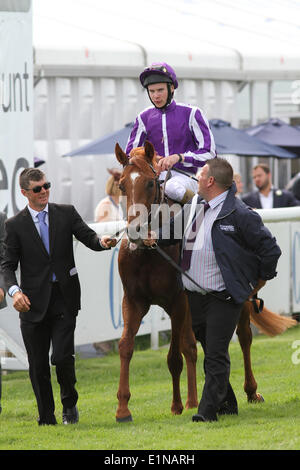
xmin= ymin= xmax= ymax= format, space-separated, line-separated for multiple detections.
xmin=242 ymin=188 xmax=300 ymax=209
xmin=0 ymin=211 xmax=7 ymax=310
xmin=2 ymin=203 xmax=105 ymax=322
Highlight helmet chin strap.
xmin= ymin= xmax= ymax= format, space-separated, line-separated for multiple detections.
xmin=147 ymin=83 xmax=174 ymax=110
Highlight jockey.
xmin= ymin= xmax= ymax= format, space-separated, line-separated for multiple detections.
xmin=126 ymin=62 xmax=216 ymax=204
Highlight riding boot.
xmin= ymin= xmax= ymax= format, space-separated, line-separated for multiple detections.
xmin=180 ymin=189 xmax=195 ymax=205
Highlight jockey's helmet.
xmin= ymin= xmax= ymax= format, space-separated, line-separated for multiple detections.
xmin=139 ymin=62 xmax=178 ymax=89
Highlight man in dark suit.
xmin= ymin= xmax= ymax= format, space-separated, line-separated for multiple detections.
xmin=242 ymin=163 xmax=300 ymax=209
xmin=1 ymin=168 xmax=115 ymax=425
xmin=0 ymin=211 xmax=7 ymax=414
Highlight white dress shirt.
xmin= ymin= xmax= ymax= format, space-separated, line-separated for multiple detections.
xmin=259 ymin=189 xmax=273 ymax=209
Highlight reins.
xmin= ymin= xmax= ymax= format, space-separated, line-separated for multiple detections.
xmin=109 ymin=158 xmax=264 ymax=311
xmin=171 ymin=167 xmax=198 ymax=182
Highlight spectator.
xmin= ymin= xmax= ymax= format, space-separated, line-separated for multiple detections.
xmin=286 ymin=172 xmax=300 ymax=202
xmin=233 ymin=173 xmax=243 ymax=197
xmin=94 ymin=169 xmax=122 ymax=223
xmin=242 ymin=163 xmax=300 ymax=208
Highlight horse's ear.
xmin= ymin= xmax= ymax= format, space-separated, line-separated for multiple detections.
xmin=115 ymin=143 xmax=129 ymax=167
xmin=144 ymin=140 xmax=155 ymax=163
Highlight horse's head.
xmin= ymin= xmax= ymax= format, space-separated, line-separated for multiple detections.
xmin=115 ymin=141 xmax=160 ymax=245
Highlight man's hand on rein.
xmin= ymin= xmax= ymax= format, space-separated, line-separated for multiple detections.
xmin=247 ymin=278 xmax=266 ymax=300
xmin=143 ymin=231 xmax=157 ymax=247
xmin=100 ymin=236 xmax=117 ymax=249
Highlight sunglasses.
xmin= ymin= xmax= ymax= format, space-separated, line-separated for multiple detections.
xmin=26 ymin=182 xmax=51 ymax=193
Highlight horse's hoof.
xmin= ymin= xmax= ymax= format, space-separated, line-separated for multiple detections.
xmin=256 ymin=393 xmax=265 ymax=403
xmin=116 ymin=414 xmax=133 ymax=423
xmin=248 ymin=392 xmax=265 ymax=403
xmin=171 ymin=406 xmax=184 ymax=415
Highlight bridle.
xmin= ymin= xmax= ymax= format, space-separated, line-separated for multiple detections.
xmin=114 ymin=160 xmax=197 ymax=245
xmin=124 ymin=160 xmax=165 ymax=244
xmin=108 ymin=159 xmax=164 ymax=247
xmin=108 ymin=159 xmax=264 ymax=310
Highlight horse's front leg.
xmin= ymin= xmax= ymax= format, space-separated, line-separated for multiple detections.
xmin=236 ymin=302 xmax=264 ymax=403
xmin=116 ymin=295 xmax=148 ymax=422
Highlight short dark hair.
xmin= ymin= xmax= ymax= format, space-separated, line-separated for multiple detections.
xmin=19 ymin=168 xmax=45 ymax=190
xmin=206 ymin=158 xmax=233 ymax=190
xmin=253 ymin=163 xmax=270 ymax=174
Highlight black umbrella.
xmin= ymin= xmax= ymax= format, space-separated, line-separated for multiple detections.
xmin=209 ymin=119 xmax=298 ymax=159
xmin=63 ymin=122 xmax=134 ymax=156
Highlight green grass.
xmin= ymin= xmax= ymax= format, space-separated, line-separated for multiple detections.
xmin=1 ymin=326 xmax=300 ymax=450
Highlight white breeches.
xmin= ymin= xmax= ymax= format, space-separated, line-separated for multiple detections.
xmin=159 ymin=170 xmax=198 ymax=202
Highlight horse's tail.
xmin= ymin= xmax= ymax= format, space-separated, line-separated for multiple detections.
xmin=247 ymin=300 xmax=297 ymax=337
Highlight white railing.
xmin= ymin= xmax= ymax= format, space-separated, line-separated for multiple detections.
xmin=1 ymin=207 xmax=300 ymax=369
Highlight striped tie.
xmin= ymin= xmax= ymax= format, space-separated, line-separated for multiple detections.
xmin=181 ymin=202 xmax=209 ymax=271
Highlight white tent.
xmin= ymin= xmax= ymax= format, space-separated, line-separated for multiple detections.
xmin=31 ymin=0 xmax=300 ymax=221
xmin=32 ymin=0 xmax=300 ymax=79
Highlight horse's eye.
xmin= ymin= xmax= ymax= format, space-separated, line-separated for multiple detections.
xmin=119 ymin=184 xmax=126 ymax=193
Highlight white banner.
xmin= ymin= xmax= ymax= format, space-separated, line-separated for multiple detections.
xmin=74 ymin=241 xmax=171 ymax=345
xmin=0 ymin=0 xmax=33 ymax=216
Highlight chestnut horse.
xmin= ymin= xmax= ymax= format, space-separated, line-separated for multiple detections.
xmin=114 ymin=141 xmax=296 ymax=422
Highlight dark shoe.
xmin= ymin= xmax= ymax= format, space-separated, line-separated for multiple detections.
xmin=38 ymin=415 xmax=57 ymax=426
xmin=192 ymin=413 xmax=217 ymax=422
xmin=218 ymin=401 xmax=238 ymax=416
xmin=62 ymin=405 xmax=79 ymax=425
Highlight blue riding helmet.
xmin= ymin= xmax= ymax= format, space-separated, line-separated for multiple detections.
xmin=139 ymin=62 xmax=178 ymax=89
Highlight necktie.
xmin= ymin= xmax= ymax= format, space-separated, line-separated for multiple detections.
xmin=181 ymin=202 xmax=209 ymax=271
xmin=37 ymin=211 xmax=56 ymax=281
xmin=37 ymin=211 xmax=50 ymax=253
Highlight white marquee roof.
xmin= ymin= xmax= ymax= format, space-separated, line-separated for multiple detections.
xmin=32 ymin=0 xmax=300 ymax=80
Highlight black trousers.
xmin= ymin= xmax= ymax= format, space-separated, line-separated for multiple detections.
xmin=187 ymin=290 xmax=243 ymax=420
xmin=20 ymin=283 xmax=78 ymax=422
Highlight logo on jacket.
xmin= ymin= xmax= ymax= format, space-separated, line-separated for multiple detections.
xmin=219 ymin=224 xmax=235 ymax=232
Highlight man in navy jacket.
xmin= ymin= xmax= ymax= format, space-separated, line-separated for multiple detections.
xmin=144 ymin=158 xmax=281 ymax=422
